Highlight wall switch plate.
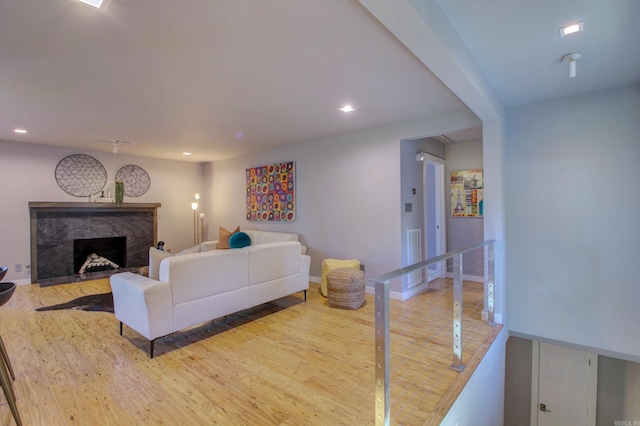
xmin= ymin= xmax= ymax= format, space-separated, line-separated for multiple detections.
xmin=15 ymin=264 xmax=22 ymax=272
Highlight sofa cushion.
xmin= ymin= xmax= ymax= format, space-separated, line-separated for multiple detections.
xmin=229 ymin=231 xmax=251 ymax=249
xmin=243 ymin=230 xmax=298 ymax=245
xmin=248 ymin=242 xmax=301 ymax=286
xmin=177 ymin=244 xmax=201 ymax=256
xmin=162 ymin=249 xmax=249 ymax=305
xmin=216 ymin=226 xmax=240 ymax=249
xmin=148 ymin=245 xmax=201 ymax=280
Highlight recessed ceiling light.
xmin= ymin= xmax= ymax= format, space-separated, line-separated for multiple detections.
xmin=78 ymin=0 xmax=102 ymax=6
xmin=182 ymin=152 xmax=192 ymax=156
xmin=13 ymin=128 xmax=29 ymax=134
xmin=340 ymin=105 xmax=355 ymax=113
xmin=560 ymin=22 xmax=583 ymax=37
xmin=73 ymin=0 xmax=112 ymax=12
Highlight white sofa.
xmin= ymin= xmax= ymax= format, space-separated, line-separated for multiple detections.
xmin=110 ymin=231 xmax=310 ymax=357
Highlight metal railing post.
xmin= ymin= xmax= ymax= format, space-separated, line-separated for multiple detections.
xmin=374 ymin=280 xmax=390 ymax=426
xmin=369 ymin=239 xmax=495 ymax=420
xmin=451 ymin=253 xmax=465 ymax=372
xmin=485 ymin=242 xmax=495 ymax=325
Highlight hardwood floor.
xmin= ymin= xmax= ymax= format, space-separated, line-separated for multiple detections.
xmin=0 ymin=278 xmax=500 ymax=425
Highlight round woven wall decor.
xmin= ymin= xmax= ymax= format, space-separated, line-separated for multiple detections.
xmin=55 ymin=154 xmax=107 ymax=197
xmin=115 ymin=165 xmax=150 ymax=197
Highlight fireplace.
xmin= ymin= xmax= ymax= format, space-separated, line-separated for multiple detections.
xmin=29 ymin=202 xmax=160 ymax=285
xmin=74 ymin=236 xmax=127 ymax=274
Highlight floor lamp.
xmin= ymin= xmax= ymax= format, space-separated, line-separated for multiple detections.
xmin=192 ymin=202 xmax=198 ymax=245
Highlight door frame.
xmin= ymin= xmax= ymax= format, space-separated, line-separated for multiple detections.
xmin=420 ymin=153 xmax=446 ymax=281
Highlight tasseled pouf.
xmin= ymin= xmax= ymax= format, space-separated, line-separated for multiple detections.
xmin=327 ymin=267 xmax=365 ymax=309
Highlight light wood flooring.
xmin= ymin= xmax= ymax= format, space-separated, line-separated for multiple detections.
xmin=0 ymin=278 xmax=501 ymax=425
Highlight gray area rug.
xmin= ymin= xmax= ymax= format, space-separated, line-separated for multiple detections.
xmin=36 ymin=292 xmax=114 ymax=313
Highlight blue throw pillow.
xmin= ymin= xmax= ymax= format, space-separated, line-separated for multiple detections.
xmin=229 ymin=231 xmax=251 ymax=249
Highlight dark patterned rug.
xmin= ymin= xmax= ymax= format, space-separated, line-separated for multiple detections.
xmin=36 ymin=292 xmax=114 ymax=313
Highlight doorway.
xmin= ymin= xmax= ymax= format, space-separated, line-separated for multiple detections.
xmin=421 ymin=153 xmax=446 ymax=282
xmin=531 ymin=341 xmax=597 ymax=426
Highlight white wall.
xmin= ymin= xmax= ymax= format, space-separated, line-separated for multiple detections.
xmin=441 ymin=327 xmax=507 ymax=426
xmin=506 ymin=84 xmax=640 ymax=359
xmin=0 ymin=140 xmax=203 ymax=283
xmin=205 ymin=110 xmax=480 ymax=293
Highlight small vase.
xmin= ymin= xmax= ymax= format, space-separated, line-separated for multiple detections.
xmin=115 ymin=181 xmax=124 ymax=205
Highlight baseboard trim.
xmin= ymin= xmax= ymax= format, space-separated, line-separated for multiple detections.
xmin=364 ymin=286 xmax=411 ymax=301
xmin=445 ymin=272 xmax=484 ymax=283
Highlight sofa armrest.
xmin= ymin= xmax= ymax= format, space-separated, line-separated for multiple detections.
xmin=110 ymin=272 xmax=173 ymax=341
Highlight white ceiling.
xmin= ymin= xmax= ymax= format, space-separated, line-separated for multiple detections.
xmin=1 ymin=0 xmax=637 ymax=161
xmin=436 ymin=0 xmax=640 ymax=107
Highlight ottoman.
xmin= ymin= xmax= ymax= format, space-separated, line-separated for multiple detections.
xmin=327 ymin=267 xmax=365 ymax=309
xmin=321 ymin=258 xmax=360 ymax=297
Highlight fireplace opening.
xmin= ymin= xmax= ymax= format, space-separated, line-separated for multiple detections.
xmin=74 ymin=236 xmax=126 ymax=274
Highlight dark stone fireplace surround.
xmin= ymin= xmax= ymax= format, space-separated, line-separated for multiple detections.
xmin=29 ymin=202 xmax=160 ymax=285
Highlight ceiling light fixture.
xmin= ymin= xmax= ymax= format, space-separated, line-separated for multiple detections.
xmin=74 ymin=0 xmax=112 ymax=12
xmin=340 ymin=105 xmax=355 ymax=113
xmin=559 ymin=22 xmax=583 ymax=37
xmin=561 ymin=52 xmax=582 ymax=78
xmin=78 ymin=0 xmax=103 ymax=7
xmin=97 ymin=139 xmax=137 ymax=154
xmin=183 ymin=152 xmax=192 ymax=156
xmin=13 ymin=128 xmax=29 ymax=134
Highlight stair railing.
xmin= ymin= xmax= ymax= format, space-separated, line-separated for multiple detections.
xmin=369 ymin=240 xmax=495 ymax=426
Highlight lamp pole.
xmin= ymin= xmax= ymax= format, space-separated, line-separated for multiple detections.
xmin=192 ymin=202 xmax=198 ymax=245
xmin=194 ymin=193 xmax=201 ymax=244
xmin=199 ymin=213 xmax=205 ymax=243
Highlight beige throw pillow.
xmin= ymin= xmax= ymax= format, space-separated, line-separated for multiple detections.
xmin=216 ymin=226 xmax=240 ymax=249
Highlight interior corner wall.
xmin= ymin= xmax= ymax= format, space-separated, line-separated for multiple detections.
xmin=597 ymin=355 xmax=626 ymax=424
xmin=0 ymin=140 xmax=204 ymax=283
xmin=624 ymin=360 xmax=640 ymax=419
xmin=504 ymin=336 xmax=532 ymax=425
xmin=208 ymin=111 xmax=480 ymax=293
xmin=208 ymin=130 xmax=404 ymax=292
xmin=506 ymin=84 xmax=640 ymax=359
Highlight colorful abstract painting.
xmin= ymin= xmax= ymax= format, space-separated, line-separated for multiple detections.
xmin=451 ymin=169 xmax=483 ymax=217
xmin=246 ymin=162 xmax=295 ymax=222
